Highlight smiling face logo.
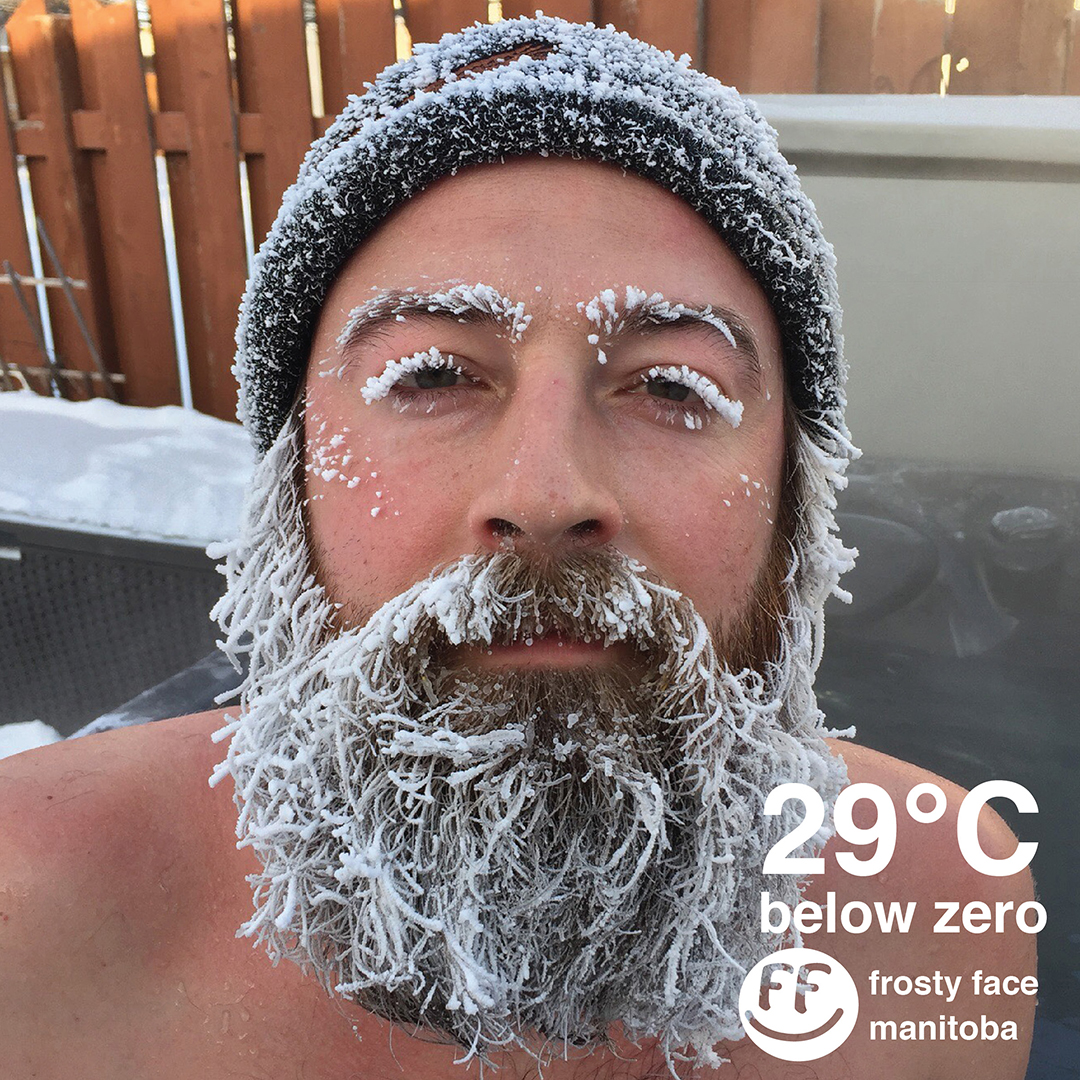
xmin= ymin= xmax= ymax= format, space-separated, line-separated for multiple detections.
xmin=738 ymin=947 xmax=859 ymax=1061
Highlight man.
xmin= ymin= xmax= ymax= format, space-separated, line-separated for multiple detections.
xmin=0 ymin=16 xmax=1036 ymax=1079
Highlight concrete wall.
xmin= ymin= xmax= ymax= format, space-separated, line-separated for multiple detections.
xmin=759 ymin=96 xmax=1080 ymax=478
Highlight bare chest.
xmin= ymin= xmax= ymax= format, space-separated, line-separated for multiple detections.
xmin=89 ymin=925 xmax=372 ymax=1080
xmin=109 ymin=943 xmax=921 ymax=1080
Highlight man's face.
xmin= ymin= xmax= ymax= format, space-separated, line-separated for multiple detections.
xmin=302 ymin=156 xmax=787 ymax=654
xmin=217 ymin=156 xmax=845 ymax=1068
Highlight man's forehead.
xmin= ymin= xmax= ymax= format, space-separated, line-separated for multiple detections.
xmin=327 ymin=155 xmax=749 ymax=285
xmin=311 ymin=159 xmax=783 ymax=365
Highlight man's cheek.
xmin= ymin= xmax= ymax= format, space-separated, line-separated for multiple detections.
xmin=670 ymin=529 xmax=758 ymax=615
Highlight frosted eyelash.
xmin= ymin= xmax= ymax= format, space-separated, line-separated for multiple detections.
xmin=361 ymin=347 xmax=462 ymax=404
xmin=643 ymin=365 xmax=744 ymax=430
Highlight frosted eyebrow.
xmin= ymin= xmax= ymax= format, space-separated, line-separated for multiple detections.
xmin=336 ymin=285 xmax=531 ymax=360
xmin=579 ymin=287 xmax=764 ymax=392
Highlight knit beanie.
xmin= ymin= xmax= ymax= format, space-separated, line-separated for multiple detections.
xmin=233 ymin=14 xmax=855 ymax=468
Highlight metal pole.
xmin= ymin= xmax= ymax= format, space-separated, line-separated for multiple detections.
xmin=3 ymin=260 xmax=64 ymax=398
xmin=0 ymin=357 xmax=15 ymax=392
xmin=35 ymin=217 xmax=118 ymax=401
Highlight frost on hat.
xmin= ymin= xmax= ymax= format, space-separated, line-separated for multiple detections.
xmin=234 ymin=14 xmax=852 ymax=464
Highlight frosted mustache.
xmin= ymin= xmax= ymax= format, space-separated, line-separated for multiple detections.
xmin=321 ymin=547 xmax=716 ymax=695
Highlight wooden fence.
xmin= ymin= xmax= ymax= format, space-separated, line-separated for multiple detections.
xmin=2 ymin=0 xmax=1079 ymax=420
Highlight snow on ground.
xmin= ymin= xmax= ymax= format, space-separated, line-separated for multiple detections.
xmin=0 ymin=391 xmax=253 ymax=547
xmin=0 ymin=720 xmax=62 ymax=760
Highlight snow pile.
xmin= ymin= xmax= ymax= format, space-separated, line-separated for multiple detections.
xmin=0 ymin=391 xmax=253 ymax=546
xmin=0 ymin=720 xmax=62 ymax=760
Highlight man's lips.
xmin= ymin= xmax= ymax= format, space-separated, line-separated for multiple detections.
xmin=448 ymin=633 xmax=637 ymax=671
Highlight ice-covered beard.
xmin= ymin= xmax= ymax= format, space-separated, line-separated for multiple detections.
xmin=210 ymin=410 xmax=851 ymax=1071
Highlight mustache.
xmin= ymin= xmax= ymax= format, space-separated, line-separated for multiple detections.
xmin=312 ymin=546 xmax=717 ymax=685
xmin=314 ymin=541 xmax=789 ymax=690
xmin=326 ymin=545 xmax=661 ymax=630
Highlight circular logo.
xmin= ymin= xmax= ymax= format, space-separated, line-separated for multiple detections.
xmin=738 ymin=947 xmax=859 ymax=1062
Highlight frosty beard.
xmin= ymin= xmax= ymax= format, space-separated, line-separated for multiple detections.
xmin=210 ymin=409 xmax=852 ymax=1070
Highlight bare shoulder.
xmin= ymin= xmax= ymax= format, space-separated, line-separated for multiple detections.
xmin=0 ymin=709 xmax=234 ymax=867
xmin=812 ymin=740 xmax=1038 ymax=1079
xmin=824 ymin=738 xmax=1036 ymax=899
xmin=0 ymin=710 xmax=240 ymax=1066
xmin=0 ymin=708 xmax=238 ymax=923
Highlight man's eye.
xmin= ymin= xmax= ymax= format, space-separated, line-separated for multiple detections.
xmin=362 ymin=348 xmax=469 ymax=405
xmin=644 ymin=377 xmax=693 ymax=403
xmin=402 ymin=366 xmax=463 ymax=390
xmin=632 ymin=364 xmax=742 ymax=430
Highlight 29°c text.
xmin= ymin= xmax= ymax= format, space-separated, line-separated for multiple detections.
xmin=762 ymin=780 xmax=1039 ymax=877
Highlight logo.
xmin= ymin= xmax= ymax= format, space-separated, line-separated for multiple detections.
xmin=738 ymin=947 xmax=859 ymax=1061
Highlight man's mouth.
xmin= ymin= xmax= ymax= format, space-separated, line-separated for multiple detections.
xmin=448 ymin=632 xmax=639 ymax=671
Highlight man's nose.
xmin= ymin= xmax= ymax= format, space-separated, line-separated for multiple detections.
xmin=467 ymin=381 xmax=623 ymax=555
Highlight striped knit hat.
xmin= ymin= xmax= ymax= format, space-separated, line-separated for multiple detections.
xmin=234 ymin=14 xmax=853 ymax=466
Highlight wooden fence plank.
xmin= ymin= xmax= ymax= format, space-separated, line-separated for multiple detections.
xmin=950 ymin=0 xmax=1025 ymax=93
xmin=500 ymin=0 xmax=594 ymax=21
xmin=1016 ymin=0 xmax=1072 ymax=94
xmin=153 ymin=112 xmax=190 ymax=151
xmin=233 ymin=0 xmax=313 ymax=247
xmin=336 ymin=0 xmax=398 ymax=103
xmin=1068 ymin=7 xmax=1080 ymax=93
xmin=704 ymin=0 xmax=753 ymax=86
xmin=315 ymin=0 xmax=347 ymax=118
xmin=705 ymin=0 xmax=819 ymax=91
xmin=6 ymin=0 xmax=115 ymax=400
xmin=405 ymin=0 xmax=489 ymax=46
xmin=0 ymin=61 xmax=44 ymax=376
xmin=69 ymin=0 xmax=179 ymax=407
xmin=316 ymin=0 xmax=397 ymax=119
xmin=818 ymin=0 xmax=875 ymax=91
xmin=631 ymin=0 xmax=699 ymax=62
xmin=12 ymin=120 xmax=47 ymax=158
xmin=870 ymin=0 xmax=947 ymax=93
xmin=594 ymin=0 xmax=634 ymax=34
xmin=747 ymin=0 xmax=821 ymax=91
xmin=149 ymin=0 xmax=247 ymax=421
